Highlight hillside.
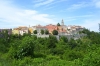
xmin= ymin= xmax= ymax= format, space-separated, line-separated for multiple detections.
xmin=0 ymin=29 xmax=100 ymax=66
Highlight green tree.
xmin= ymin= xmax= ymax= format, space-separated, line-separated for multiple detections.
xmin=52 ymin=30 xmax=58 ymax=35
xmin=33 ymin=30 xmax=37 ymax=34
xmin=8 ymin=36 xmax=35 ymax=59
xmin=45 ymin=30 xmax=49 ymax=35
xmin=60 ymin=36 xmax=68 ymax=43
xmin=46 ymin=35 xmax=57 ymax=49
xmin=63 ymin=50 xmax=83 ymax=61
xmin=41 ymin=30 xmax=44 ymax=35
xmin=17 ymin=36 xmax=35 ymax=59
xmin=57 ymin=23 xmax=60 ymax=26
xmin=53 ymin=40 xmax=66 ymax=55
xmin=68 ymin=39 xmax=77 ymax=49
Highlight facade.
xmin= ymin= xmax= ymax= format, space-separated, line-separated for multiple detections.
xmin=0 ymin=29 xmax=12 ymax=38
xmin=0 ymin=29 xmax=12 ymax=35
xmin=19 ymin=27 xmax=28 ymax=35
xmin=13 ymin=26 xmax=28 ymax=35
xmin=57 ymin=20 xmax=68 ymax=35
xmin=33 ymin=25 xmax=47 ymax=35
xmin=28 ymin=27 xmax=33 ymax=34
xmin=57 ymin=26 xmax=67 ymax=35
xmin=66 ymin=25 xmax=84 ymax=35
xmin=45 ymin=24 xmax=57 ymax=34
xmin=12 ymin=30 xmax=19 ymax=35
xmin=0 ymin=19 xmax=84 ymax=38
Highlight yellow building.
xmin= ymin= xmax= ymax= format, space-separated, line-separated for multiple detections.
xmin=12 ymin=29 xmax=19 ymax=35
xmin=28 ymin=27 xmax=33 ymax=34
xmin=12 ymin=26 xmax=28 ymax=35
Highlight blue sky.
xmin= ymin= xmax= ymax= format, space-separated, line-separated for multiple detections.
xmin=0 ymin=0 xmax=100 ymax=31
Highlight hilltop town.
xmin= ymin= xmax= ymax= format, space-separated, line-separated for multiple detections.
xmin=0 ymin=20 xmax=85 ymax=40
xmin=1 ymin=20 xmax=100 ymax=66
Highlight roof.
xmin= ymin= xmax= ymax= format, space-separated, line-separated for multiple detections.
xmin=13 ymin=26 xmax=28 ymax=30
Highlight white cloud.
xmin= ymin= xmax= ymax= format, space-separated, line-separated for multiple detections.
xmin=67 ymin=2 xmax=87 ymax=11
xmin=92 ymin=0 xmax=100 ymax=8
xmin=34 ymin=0 xmax=45 ymax=3
xmin=33 ymin=0 xmax=68 ymax=9
xmin=34 ymin=0 xmax=54 ymax=7
xmin=45 ymin=0 xmax=68 ymax=7
xmin=96 ymin=2 xmax=100 ymax=8
xmin=66 ymin=0 xmax=100 ymax=11
xmin=66 ymin=15 xmax=93 ymax=19
xmin=0 ymin=0 xmax=57 ymax=28
xmin=80 ymin=19 xmax=100 ymax=32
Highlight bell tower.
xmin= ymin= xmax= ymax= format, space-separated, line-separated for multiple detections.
xmin=61 ymin=19 xmax=64 ymax=26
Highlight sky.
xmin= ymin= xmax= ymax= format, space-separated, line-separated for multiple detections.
xmin=0 ymin=0 xmax=100 ymax=32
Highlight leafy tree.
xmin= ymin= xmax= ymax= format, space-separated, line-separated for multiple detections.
xmin=82 ymin=28 xmax=100 ymax=44
xmin=57 ymin=23 xmax=60 ymax=26
xmin=45 ymin=30 xmax=49 ymax=35
xmin=2 ymin=28 xmax=100 ymax=66
xmin=46 ymin=35 xmax=57 ymax=49
xmin=52 ymin=30 xmax=58 ymax=35
xmin=0 ymin=42 xmax=7 ymax=53
xmin=33 ymin=30 xmax=37 ymax=34
xmin=0 ymin=30 xmax=11 ymax=50
xmin=18 ymin=36 xmax=35 ymax=58
xmin=68 ymin=39 xmax=77 ymax=49
xmin=41 ymin=30 xmax=44 ymax=35
xmin=63 ymin=50 xmax=83 ymax=61
xmin=53 ymin=40 xmax=66 ymax=55
xmin=8 ymin=36 xmax=35 ymax=59
xmin=60 ymin=36 xmax=68 ymax=43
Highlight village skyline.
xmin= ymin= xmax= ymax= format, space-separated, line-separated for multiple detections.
xmin=0 ymin=0 xmax=100 ymax=32
xmin=0 ymin=19 xmax=84 ymax=39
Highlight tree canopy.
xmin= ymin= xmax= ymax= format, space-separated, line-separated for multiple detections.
xmin=33 ymin=30 xmax=37 ymax=34
xmin=57 ymin=23 xmax=60 ymax=26
xmin=41 ymin=30 xmax=44 ymax=35
xmin=52 ymin=30 xmax=58 ymax=35
xmin=45 ymin=30 xmax=49 ymax=35
xmin=0 ymin=29 xmax=100 ymax=66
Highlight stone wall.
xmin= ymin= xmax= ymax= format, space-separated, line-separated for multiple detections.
xmin=59 ymin=33 xmax=87 ymax=40
xmin=32 ymin=33 xmax=86 ymax=40
xmin=37 ymin=35 xmax=49 ymax=38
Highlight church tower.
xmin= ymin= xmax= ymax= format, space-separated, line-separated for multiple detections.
xmin=61 ymin=19 xmax=64 ymax=26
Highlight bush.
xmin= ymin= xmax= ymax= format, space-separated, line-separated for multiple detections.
xmin=52 ymin=30 xmax=58 ymax=35
xmin=63 ymin=50 xmax=83 ymax=61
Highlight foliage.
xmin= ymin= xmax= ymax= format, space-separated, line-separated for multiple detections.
xmin=52 ymin=30 xmax=58 ymax=35
xmin=33 ymin=30 xmax=37 ymax=34
xmin=41 ymin=29 xmax=44 ymax=35
xmin=0 ymin=29 xmax=100 ymax=66
xmin=45 ymin=30 xmax=49 ymax=34
xmin=60 ymin=36 xmax=68 ymax=43
xmin=57 ymin=23 xmax=60 ymax=26
xmin=7 ymin=36 xmax=35 ymax=59
xmin=81 ymin=29 xmax=100 ymax=44
xmin=68 ymin=39 xmax=77 ymax=49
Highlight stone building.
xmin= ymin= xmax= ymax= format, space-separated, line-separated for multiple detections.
xmin=13 ymin=26 xmax=28 ymax=35
xmin=32 ymin=25 xmax=47 ymax=35
xmin=0 ymin=29 xmax=12 ymax=38
xmin=45 ymin=24 xmax=57 ymax=34
xmin=0 ymin=29 xmax=12 ymax=35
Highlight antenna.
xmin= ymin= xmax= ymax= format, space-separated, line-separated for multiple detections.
xmin=99 ymin=23 xmax=100 ymax=32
